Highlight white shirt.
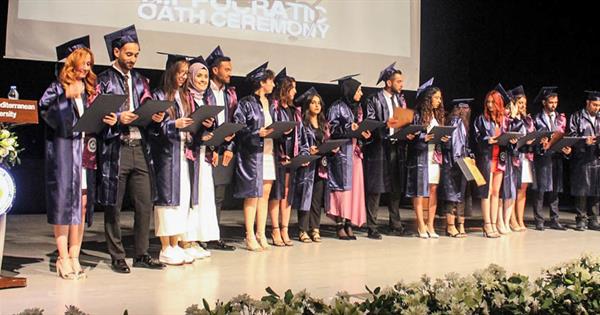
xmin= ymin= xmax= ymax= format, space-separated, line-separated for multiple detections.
xmin=210 ymin=80 xmax=226 ymax=126
xmin=112 ymin=63 xmax=141 ymax=139
xmin=383 ymin=90 xmax=395 ymax=136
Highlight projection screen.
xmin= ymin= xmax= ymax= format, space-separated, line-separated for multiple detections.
xmin=5 ymin=0 xmax=421 ymax=89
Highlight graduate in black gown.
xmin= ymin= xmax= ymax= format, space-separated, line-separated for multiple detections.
xmin=40 ymin=36 xmax=117 ymax=279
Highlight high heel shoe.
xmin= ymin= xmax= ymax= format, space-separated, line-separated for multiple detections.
xmin=256 ymin=233 xmax=271 ymax=250
xmin=56 ymin=257 xmax=76 ymax=280
xmin=344 ymin=222 xmax=357 ymax=240
xmin=298 ymin=231 xmax=312 ymax=243
xmin=70 ymin=257 xmax=86 ymax=279
xmin=245 ymin=236 xmax=263 ymax=252
xmin=270 ymin=227 xmax=285 ymax=247
xmin=336 ymin=223 xmax=350 ymax=240
xmin=446 ymin=224 xmax=460 ymax=238
xmin=427 ymin=227 xmax=440 ymax=239
xmin=281 ymin=226 xmax=293 ymax=246
xmin=457 ymin=223 xmax=468 ymax=238
xmin=483 ymin=223 xmax=500 ymax=238
xmin=417 ymin=226 xmax=429 ymax=239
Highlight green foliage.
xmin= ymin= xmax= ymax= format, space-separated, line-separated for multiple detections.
xmin=17 ymin=255 xmax=600 ymax=314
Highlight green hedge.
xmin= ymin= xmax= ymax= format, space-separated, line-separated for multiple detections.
xmin=15 ymin=254 xmax=600 ymax=315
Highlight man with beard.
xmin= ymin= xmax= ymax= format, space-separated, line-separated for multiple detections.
xmin=568 ymin=90 xmax=600 ymax=231
xmin=362 ymin=63 xmax=407 ymax=239
xmin=97 ymin=25 xmax=165 ymax=273
xmin=204 ymin=46 xmax=238 ymax=251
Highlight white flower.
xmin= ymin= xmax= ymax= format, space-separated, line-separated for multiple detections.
xmin=0 ymin=129 xmax=9 ymax=139
xmin=0 ymin=147 xmax=8 ymax=157
xmin=0 ymin=138 xmax=14 ymax=148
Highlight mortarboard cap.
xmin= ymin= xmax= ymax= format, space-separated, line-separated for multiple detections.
xmin=189 ymin=55 xmax=207 ymax=67
xmin=246 ymin=62 xmax=269 ymax=82
xmin=494 ymin=83 xmax=512 ymax=104
xmin=104 ymin=25 xmax=139 ymax=61
xmin=509 ymin=85 xmax=526 ymax=98
xmin=330 ymin=74 xmax=360 ymax=86
xmin=296 ymin=87 xmax=320 ymax=108
xmin=416 ymin=77 xmax=434 ymax=98
xmin=451 ymin=98 xmax=474 ymax=108
xmin=56 ymin=35 xmax=90 ymax=61
xmin=532 ymin=86 xmax=558 ymax=105
xmin=157 ymin=52 xmax=190 ymax=70
xmin=377 ymin=62 xmax=397 ymax=85
xmin=206 ymin=45 xmax=226 ymax=68
xmin=585 ymin=90 xmax=600 ymax=101
xmin=274 ymin=67 xmax=288 ymax=84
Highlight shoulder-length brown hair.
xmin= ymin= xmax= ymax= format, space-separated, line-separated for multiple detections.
xmin=274 ymin=76 xmax=296 ymax=106
xmin=59 ymin=47 xmax=96 ymax=96
xmin=415 ymin=86 xmax=445 ymax=126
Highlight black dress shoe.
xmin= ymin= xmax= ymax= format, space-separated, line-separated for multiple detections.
xmin=111 ymin=259 xmax=131 ymax=274
xmin=133 ymin=255 xmax=165 ymax=269
xmin=548 ymin=221 xmax=567 ymax=231
xmin=588 ymin=221 xmax=600 ymax=231
xmin=206 ymin=240 xmax=236 ymax=251
xmin=388 ymin=227 xmax=406 ymax=236
xmin=367 ymin=229 xmax=383 ymax=240
xmin=535 ymin=222 xmax=545 ymax=231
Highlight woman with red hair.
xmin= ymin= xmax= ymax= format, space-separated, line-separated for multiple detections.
xmin=473 ymin=90 xmax=507 ymax=238
xmin=40 ymin=36 xmax=117 ymax=279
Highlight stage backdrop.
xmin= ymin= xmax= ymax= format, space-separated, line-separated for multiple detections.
xmin=5 ymin=0 xmax=421 ymax=89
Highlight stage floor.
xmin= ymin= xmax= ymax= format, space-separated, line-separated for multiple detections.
xmin=1 ymin=207 xmax=600 ymax=314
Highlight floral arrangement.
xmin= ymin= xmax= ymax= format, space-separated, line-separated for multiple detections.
xmin=14 ymin=254 xmax=600 ymax=315
xmin=0 ymin=125 xmax=21 ymax=168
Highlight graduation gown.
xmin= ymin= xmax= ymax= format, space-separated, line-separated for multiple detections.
xmin=205 ymin=85 xmax=238 ymax=185
xmin=39 ymin=81 xmax=95 ymax=225
xmin=532 ymin=111 xmax=567 ymax=193
xmin=288 ymin=122 xmax=331 ymax=211
xmin=326 ymin=99 xmax=355 ymax=191
xmin=568 ymin=109 xmax=600 ymax=196
xmin=148 ymin=89 xmax=202 ymax=206
xmin=406 ymin=112 xmax=435 ymax=198
xmin=516 ymin=115 xmax=537 ymax=187
xmin=499 ymin=116 xmax=524 ymax=200
xmin=363 ymin=90 xmax=406 ymax=194
xmin=232 ymin=94 xmax=277 ymax=198
xmin=439 ymin=116 xmax=470 ymax=202
xmin=95 ymin=67 xmax=156 ymax=206
xmin=473 ymin=114 xmax=507 ymax=198
xmin=269 ymin=102 xmax=294 ymax=200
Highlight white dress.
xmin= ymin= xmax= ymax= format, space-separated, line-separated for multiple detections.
xmin=154 ymin=138 xmax=191 ymax=237
xmin=427 ymin=117 xmax=440 ymax=184
xmin=183 ymin=96 xmax=220 ymax=242
xmin=262 ymin=100 xmax=276 ymax=180
xmin=520 ymin=155 xmax=533 ymax=184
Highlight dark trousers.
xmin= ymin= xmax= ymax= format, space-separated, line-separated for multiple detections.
xmin=532 ymin=190 xmax=560 ymax=224
xmin=366 ymin=192 xmax=402 ymax=231
xmin=214 ymin=184 xmax=227 ymax=224
xmin=574 ymin=196 xmax=599 ymax=222
xmin=104 ymin=144 xmax=152 ymax=260
xmin=298 ymin=176 xmax=324 ymax=232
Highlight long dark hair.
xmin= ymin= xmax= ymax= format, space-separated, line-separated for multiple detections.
xmin=415 ymin=86 xmax=445 ymax=126
xmin=274 ymin=76 xmax=296 ymax=107
xmin=302 ymin=93 xmax=329 ymax=133
xmin=159 ymin=59 xmax=190 ymax=119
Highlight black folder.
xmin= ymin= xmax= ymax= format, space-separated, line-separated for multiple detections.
xmin=391 ymin=124 xmax=426 ymax=140
xmin=347 ymin=119 xmax=386 ymax=138
xmin=287 ymin=154 xmax=321 ymax=169
xmin=548 ymin=137 xmax=585 ymax=152
xmin=130 ymin=100 xmax=173 ymax=127
xmin=516 ymin=131 xmax=554 ymax=149
xmin=427 ymin=126 xmax=456 ymax=144
xmin=181 ymin=105 xmax=224 ymax=133
xmin=203 ymin=122 xmax=244 ymax=147
xmin=317 ymin=139 xmax=349 ymax=154
xmin=73 ymin=94 xmax=127 ymax=133
xmin=495 ymin=132 xmax=524 ymax=146
xmin=265 ymin=121 xmax=296 ymax=139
